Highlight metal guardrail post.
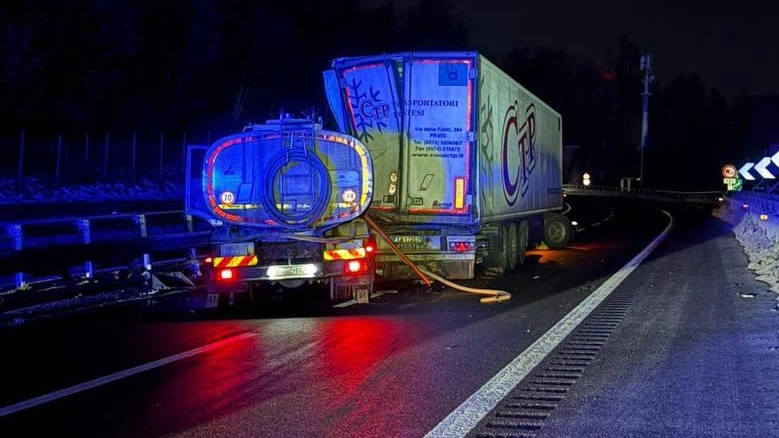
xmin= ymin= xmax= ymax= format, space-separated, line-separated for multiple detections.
xmin=7 ymin=224 xmax=25 ymax=289
xmin=185 ymin=214 xmax=202 ymax=277
xmin=76 ymin=219 xmax=94 ymax=279
xmin=135 ymin=214 xmax=152 ymax=271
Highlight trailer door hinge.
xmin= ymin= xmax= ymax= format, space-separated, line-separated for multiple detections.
xmin=469 ymin=68 xmax=476 ymax=79
xmin=467 ymin=131 xmax=475 ymax=141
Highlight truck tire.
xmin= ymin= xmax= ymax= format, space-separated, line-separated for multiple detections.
xmin=517 ymin=220 xmax=528 ymax=265
xmin=543 ymin=212 xmax=572 ymax=249
xmin=506 ymin=222 xmax=518 ymax=270
xmin=484 ymin=226 xmax=509 ymax=275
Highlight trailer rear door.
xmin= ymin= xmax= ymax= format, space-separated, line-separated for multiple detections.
xmin=330 ymin=52 xmax=477 ymax=222
xmin=328 ymin=60 xmax=403 ymax=213
xmin=400 ymin=55 xmax=475 ymax=217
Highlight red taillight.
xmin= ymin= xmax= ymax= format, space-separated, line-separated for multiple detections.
xmin=218 ymin=268 xmax=235 ymax=281
xmin=449 ymin=241 xmax=474 ymax=252
xmin=344 ymin=259 xmax=368 ymax=275
xmin=364 ymin=236 xmax=377 ymax=254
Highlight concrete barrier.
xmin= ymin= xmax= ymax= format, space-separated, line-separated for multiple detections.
xmin=715 ymin=192 xmax=779 ymax=294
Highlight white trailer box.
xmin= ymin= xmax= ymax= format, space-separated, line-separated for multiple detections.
xmin=324 ymin=52 xmax=570 ymax=279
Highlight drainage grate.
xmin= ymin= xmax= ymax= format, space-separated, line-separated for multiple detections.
xmin=471 ymin=292 xmax=636 ymax=438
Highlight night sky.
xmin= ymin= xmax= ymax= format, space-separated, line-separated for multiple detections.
xmin=370 ymin=0 xmax=779 ymax=103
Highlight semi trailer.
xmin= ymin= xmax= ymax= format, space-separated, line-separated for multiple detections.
xmin=322 ymin=51 xmax=572 ymax=280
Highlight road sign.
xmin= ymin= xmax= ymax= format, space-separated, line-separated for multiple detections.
xmin=722 ymin=164 xmax=737 ymax=178
xmin=754 ymin=156 xmax=776 ymax=179
xmin=740 ymin=150 xmax=779 ymax=180
xmin=739 ymin=162 xmax=756 ymax=180
xmin=723 ymin=177 xmax=742 ymax=191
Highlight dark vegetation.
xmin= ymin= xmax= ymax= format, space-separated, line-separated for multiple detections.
xmin=2 ymin=0 xmax=777 ymax=190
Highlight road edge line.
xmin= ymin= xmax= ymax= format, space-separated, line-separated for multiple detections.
xmin=424 ymin=210 xmax=674 ymax=438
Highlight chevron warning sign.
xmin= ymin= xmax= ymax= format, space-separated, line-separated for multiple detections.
xmin=738 ymin=150 xmax=779 ymax=180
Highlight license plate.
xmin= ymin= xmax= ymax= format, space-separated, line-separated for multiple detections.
xmin=267 ymin=264 xmax=318 ymax=279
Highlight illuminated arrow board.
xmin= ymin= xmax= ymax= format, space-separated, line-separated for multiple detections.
xmin=739 ymin=162 xmax=756 ymax=180
xmin=739 ymin=150 xmax=779 ymax=180
xmin=754 ymin=156 xmax=776 ymax=179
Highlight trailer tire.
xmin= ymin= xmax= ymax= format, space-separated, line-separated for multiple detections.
xmin=517 ymin=220 xmax=528 ymax=265
xmin=506 ymin=222 xmax=518 ymax=270
xmin=484 ymin=226 xmax=509 ymax=275
xmin=543 ymin=213 xmax=572 ymax=249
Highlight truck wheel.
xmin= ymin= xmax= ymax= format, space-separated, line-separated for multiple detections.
xmin=506 ymin=222 xmax=518 ymax=270
xmin=517 ymin=220 xmax=528 ymax=265
xmin=484 ymin=226 xmax=509 ymax=275
xmin=543 ymin=213 xmax=572 ymax=249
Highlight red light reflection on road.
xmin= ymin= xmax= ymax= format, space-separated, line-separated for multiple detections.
xmin=131 ymin=317 xmax=428 ymax=437
xmin=319 ymin=317 xmax=403 ymax=392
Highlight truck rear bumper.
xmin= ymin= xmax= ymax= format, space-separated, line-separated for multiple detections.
xmin=375 ymin=252 xmax=474 ymax=280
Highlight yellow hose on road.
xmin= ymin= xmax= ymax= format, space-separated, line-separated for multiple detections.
xmin=418 ymin=267 xmax=511 ymax=303
xmin=363 ymin=215 xmax=511 ymax=304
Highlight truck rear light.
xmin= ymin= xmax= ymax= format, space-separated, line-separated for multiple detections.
xmin=364 ymin=236 xmax=377 ymax=254
xmin=449 ymin=241 xmax=474 ymax=252
xmin=218 ymin=268 xmax=235 ymax=281
xmin=344 ymin=260 xmax=368 ymax=274
xmin=205 ymin=256 xmax=213 ymax=264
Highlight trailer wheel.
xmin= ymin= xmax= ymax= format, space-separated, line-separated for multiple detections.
xmin=506 ymin=222 xmax=518 ymax=270
xmin=543 ymin=213 xmax=572 ymax=249
xmin=517 ymin=220 xmax=528 ymax=265
xmin=484 ymin=226 xmax=509 ymax=275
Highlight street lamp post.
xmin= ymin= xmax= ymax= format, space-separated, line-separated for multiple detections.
xmin=640 ymin=54 xmax=654 ymax=186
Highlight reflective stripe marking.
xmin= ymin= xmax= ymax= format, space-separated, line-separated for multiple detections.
xmin=212 ymin=255 xmax=258 ymax=267
xmin=324 ymin=248 xmax=366 ymax=261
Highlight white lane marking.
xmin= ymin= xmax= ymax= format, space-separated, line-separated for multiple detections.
xmin=0 ymin=331 xmax=258 ymax=417
xmin=425 ymin=211 xmax=674 ymax=438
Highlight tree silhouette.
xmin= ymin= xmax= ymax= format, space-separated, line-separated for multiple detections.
xmin=0 ymin=0 xmax=774 ymax=190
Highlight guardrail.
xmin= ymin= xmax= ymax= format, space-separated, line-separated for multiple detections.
xmin=1 ymin=210 xmax=211 ymax=292
xmin=562 ymin=184 xmax=723 ymax=205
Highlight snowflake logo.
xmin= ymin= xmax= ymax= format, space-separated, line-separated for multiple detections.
xmin=347 ymin=78 xmax=389 ymax=143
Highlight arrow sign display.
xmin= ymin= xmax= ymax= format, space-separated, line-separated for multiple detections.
xmin=754 ymin=157 xmax=775 ymax=179
xmin=738 ymin=162 xmax=756 ymax=180
xmin=739 ymin=150 xmax=779 ymax=180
